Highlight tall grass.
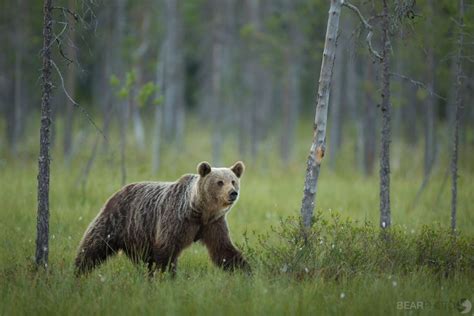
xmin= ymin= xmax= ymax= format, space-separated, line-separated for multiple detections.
xmin=0 ymin=117 xmax=473 ymax=315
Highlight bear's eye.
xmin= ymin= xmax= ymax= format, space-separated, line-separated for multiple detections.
xmin=231 ymin=180 xmax=235 ymax=185
xmin=217 ymin=180 xmax=224 ymax=186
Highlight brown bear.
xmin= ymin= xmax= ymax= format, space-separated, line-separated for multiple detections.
xmin=74 ymin=161 xmax=249 ymax=276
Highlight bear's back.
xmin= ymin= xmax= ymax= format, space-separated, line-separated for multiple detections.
xmin=113 ymin=175 xmax=197 ymax=243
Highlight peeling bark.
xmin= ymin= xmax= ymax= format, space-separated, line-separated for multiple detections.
xmin=300 ymin=0 xmax=342 ymax=228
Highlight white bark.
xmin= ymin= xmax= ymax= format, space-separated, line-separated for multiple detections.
xmin=300 ymin=0 xmax=342 ymax=228
xmin=163 ymin=0 xmax=185 ymax=143
xmin=152 ymin=41 xmax=167 ymax=174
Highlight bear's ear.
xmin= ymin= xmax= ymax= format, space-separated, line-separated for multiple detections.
xmin=230 ymin=161 xmax=245 ymax=178
xmin=197 ymin=161 xmax=212 ymax=177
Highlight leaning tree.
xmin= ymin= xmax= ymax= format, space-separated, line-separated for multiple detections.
xmin=299 ymin=0 xmax=383 ymax=230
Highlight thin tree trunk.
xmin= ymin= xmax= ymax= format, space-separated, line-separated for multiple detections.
xmin=248 ymin=0 xmax=261 ymax=159
xmin=12 ymin=0 xmax=26 ymax=157
xmin=63 ymin=0 xmax=76 ymax=164
xmin=114 ymin=0 xmax=127 ymax=185
xmin=362 ymin=60 xmax=377 ymax=176
xmin=239 ymin=0 xmax=260 ymax=158
xmin=423 ymin=0 xmax=436 ymax=179
xmin=403 ymin=85 xmax=418 ymax=146
xmin=132 ymin=12 xmax=150 ymax=151
xmin=100 ymin=7 xmax=113 ymax=151
xmin=132 ymin=107 xmax=145 ymax=149
xmin=280 ymin=50 xmax=293 ymax=164
xmin=164 ymin=0 xmax=185 ymax=143
xmin=152 ymin=41 xmax=166 ymax=174
xmin=379 ymin=0 xmax=392 ymax=230
xmin=328 ymin=29 xmax=345 ymax=169
xmin=451 ymin=0 xmax=464 ymax=233
xmin=36 ymin=0 xmax=53 ymax=268
xmin=280 ymin=29 xmax=301 ymax=166
xmin=392 ymin=52 xmax=403 ymax=170
xmin=353 ymin=54 xmax=365 ymax=172
xmin=300 ymin=0 xmax=342 ymax=229
xmin=446 ymin=57 xmax=458 ymax=127
xmin=211 ymin=0 xmax=224 ymax=166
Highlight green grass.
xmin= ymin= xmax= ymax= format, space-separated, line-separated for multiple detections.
xmin=0 ymin=119 xmax=473 ymax=315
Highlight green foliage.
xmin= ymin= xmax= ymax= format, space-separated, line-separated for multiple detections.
xmin=0 ymin=118 xmax=473 ymax=314
xmin=110 ymin=70 xmax=161 ymax=106
xmin=116 ymin=70 xmax=137 ymax=100
xmin=109 ymin=74 xmax=120 ymax=88
xmin=240 ymin=23 xmax=255 ymax=39
xmin=244 ymin=212 xmax=474 ymax=281
xmin=416 ymin=87 xmax=428 ymax=101
xmin=137 ymin=82 xmax=157 ymax=107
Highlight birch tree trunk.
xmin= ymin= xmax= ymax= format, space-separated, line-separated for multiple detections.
xmin=164 ymin=0 xmax=185 ymax=143
xmin=131 ymin=12 xmax=150 ymax=151
xmin=379 ymin=0 xmax=392 ymax=230
xmin=36 ymin=0 xmax=53 ymax=268
xmin=114 ymin=0 xmax=127 ymax=185
xmin=280 ymin=48 xmax=300 ymax=165
xmin=363 ymin=60 xmax=377 ymax=176
xmin=152 ymin=41 xmax=166 ymax=174
xmin=300 ymin=0 xmax=342 ymax=228
xmin=328 ymin=27 xmax=345 ymax=169
xmin=451 ymin=0 xmax=464 ymax=233
xmin=211 ymin=0 xmax=224 ymax=166
xmin=12 ymin=0 xmax=25 ymax=157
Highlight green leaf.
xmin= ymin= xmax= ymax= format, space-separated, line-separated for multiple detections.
xmin=240 ymin=23 xmax=255 ymax=39
xmin=109 ymin=74 xmax=120 ymax=87
xmin=416 ymin=88 xmax=428 ymax=101
xmin=118 ymin=87 xmax=129 ymax=100
xmin=153 ymin=96 xmax=164 ymax=106
xmin=137 ymin=82 xmax=157 ymax=107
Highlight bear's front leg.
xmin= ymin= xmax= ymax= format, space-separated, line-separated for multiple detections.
xmin=201 ymin=217 xmax=250 ymax=272
xmin=150 ymin=245 xmax=179 ymax=277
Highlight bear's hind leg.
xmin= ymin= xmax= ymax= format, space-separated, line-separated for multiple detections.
xmin=74 ymin=231 xmax=120 ymax=276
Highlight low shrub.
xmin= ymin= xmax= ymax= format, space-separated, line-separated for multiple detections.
xmin=243 ymin=211 xmax=474 ymax=280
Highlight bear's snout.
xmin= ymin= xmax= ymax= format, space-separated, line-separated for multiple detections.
xmin=229 ymin=190 xmax=238 ymax=201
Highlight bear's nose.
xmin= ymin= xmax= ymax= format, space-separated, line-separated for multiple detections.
xmin=229 ymin=191 xmax=238 ymax=201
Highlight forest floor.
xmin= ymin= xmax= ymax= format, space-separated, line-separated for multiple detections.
xmin=0 ymin=121 xmax=473 ymax=315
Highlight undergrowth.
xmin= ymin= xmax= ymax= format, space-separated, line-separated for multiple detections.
xmin=244 ymin=211 xmax=474 ymax=280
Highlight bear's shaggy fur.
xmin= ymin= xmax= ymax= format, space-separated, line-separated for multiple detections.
xmin=74 ymin=161 xmax=249 ymax=276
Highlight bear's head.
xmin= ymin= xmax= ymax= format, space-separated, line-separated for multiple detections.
xmin=194 ymin=161 xmax=244 ymax=220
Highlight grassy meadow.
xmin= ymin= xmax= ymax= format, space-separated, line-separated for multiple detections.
xmin=0 ymin=118 xmax=473 ymax=315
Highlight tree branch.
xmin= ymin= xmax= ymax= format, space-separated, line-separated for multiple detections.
xmin=55 ymin=38 xmax=73 ymax=64
xmin=52 ymin=6 xmax=79 ymax=21
xmin=390 ymin=72 xmax=447 ymax=101
xmin=343 ymin=1 xmax=383 ymax=60
xmin=51 ymin=60 xmax=108 ymax=141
